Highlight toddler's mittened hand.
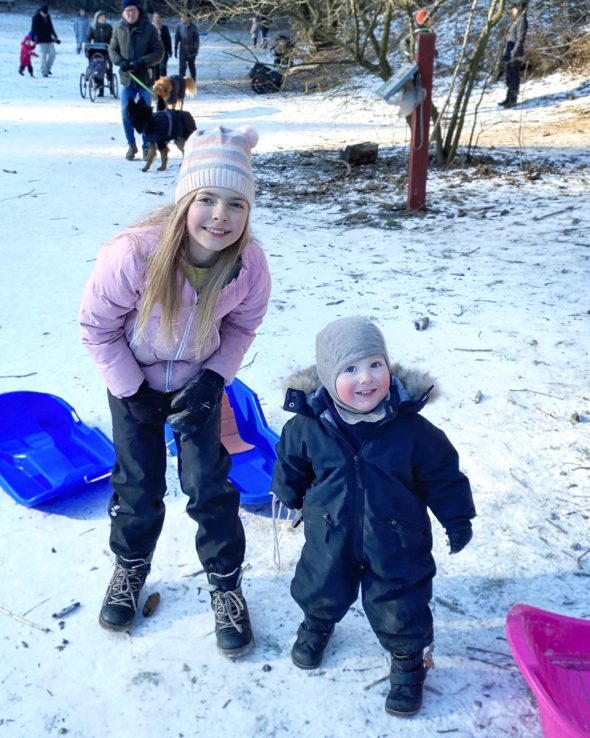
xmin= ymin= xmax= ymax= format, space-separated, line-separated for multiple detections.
xmin=446 ymin=521 xmax=473 ymax=555
xmin=167 ymin=369 xmax=225 ymax=441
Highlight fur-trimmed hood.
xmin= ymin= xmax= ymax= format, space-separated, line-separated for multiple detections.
xmin=282 ymin=362 xmax=438 ymax=418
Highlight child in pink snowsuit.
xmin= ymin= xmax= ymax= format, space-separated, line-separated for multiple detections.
xmin=19 ymin=33 xmax=38 ymax=76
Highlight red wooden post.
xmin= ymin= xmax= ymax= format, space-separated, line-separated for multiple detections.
xmin=407 ymin=31 xmax=436 ymax=212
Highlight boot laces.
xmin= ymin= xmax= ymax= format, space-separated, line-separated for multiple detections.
xmin=104 ymin=563 xmax=148 ymax=610
xmin=211 ymin=588 xmax=247 ymax=634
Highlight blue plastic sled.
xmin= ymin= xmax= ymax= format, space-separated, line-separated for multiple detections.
xmin=0 ymin=391 xmax=115 ymax=507
xmin=166 ymin=377 xmax=279 ymax=506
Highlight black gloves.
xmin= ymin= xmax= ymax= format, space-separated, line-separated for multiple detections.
xmin=167 ymin=369 xmax=225 ymax=441
xmin=119 ymin=60 xmax=131 ymax=71
xmin=55 ymin=38 xmax=61 ymax=44
xmin=446 ymin=521 xmax=473 ymax=555
xmin=124 ymin=381 xmax=168 ymax=426
xmin=130 ymin=57 xmax=147 ymax=71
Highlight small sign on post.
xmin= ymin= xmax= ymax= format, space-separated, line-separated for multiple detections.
xmin=407 ymin=31 xmax=436 ymax=212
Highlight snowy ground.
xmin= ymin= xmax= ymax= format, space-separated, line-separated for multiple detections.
xmin=0 ymin=7 xmax=589 ymax=738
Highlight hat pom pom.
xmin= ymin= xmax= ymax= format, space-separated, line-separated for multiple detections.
xmin=238 ymin=126 xmax=259 ymax=149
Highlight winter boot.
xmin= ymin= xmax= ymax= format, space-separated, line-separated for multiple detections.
xmin=291 ymin=619 xmax=335 ymax=669
xmin=499 ymin=92 xmax=518 ymax=108
xmin=99 ymin=554 xmax=152 ymax=631
xmin=385 ymin=651 xmax=427 ymax=717
xmin=19 ymin=67 xmax=24 ymax=76
xmin=125 ymin=143 xmax=138 ymax=160
xmin=206 ymin=568 xmax=253 ymax=658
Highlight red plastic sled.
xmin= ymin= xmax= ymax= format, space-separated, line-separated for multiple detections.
xmin=506 ymin=603 xmax=590 ymax=738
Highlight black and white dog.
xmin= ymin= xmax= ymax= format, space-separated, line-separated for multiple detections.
xmin=126 ymin=98 xmax=197 ymax=172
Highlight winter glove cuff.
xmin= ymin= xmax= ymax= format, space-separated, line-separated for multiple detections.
xmin=446 ymin=521 xmax=473 ymax=555
xmin=167 ymin=370 xmax=225 ymax=441
xmin=125 ymin=380 xmax=169 ymax=426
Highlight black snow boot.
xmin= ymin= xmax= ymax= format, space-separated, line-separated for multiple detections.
xmin=99 ymin=554 xmax=152 ymax=632
xmin=207 ymin=568 xmax=253 ymax=658
xmin=385 ymin=651 xmax=427 ymax=717
xmin=291 ymin=619 xmax=335 ymax=670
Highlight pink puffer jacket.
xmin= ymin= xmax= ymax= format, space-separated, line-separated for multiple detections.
xmin=79 ymin=224 xmax=271 ymax=398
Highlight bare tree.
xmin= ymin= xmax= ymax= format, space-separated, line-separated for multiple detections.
xmin=166 ymin=0 xmax=508 ymax=166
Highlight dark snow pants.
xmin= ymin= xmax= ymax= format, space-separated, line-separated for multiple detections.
xmin=178 ymin=50 xmax=196 ymax=80
xmin=291 ymin=534 xmax=434 ymax=656
xmin=504 ymin=41 xmax=521 ymax=100
xmin=107 ymin=390 xmax=245 ymax=576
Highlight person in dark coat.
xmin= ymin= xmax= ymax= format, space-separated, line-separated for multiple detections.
xmin=87 ymin=10 xmax=113 ymax=45
xmin=152 ymin=13 xmax=172 ymax=80
xmin=174 ymin=14 xmax=199 ymax=80
xmin=87 ymin=11 xmax=114 ymax=98
xmin=109 ymin=0 xmax=164 ymax=160
xmin=30 ymin=4 xmax=61 ymax=77
xmin=499 ymin=0 xmax=528 ymax=107
xmin=272 ymin=316 xmax=476 ymax=718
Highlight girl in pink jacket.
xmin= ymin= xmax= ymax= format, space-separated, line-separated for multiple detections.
xmin=79 ymin=126 xmax=270 ymax=655
xmin=19 ymin=33 xmax=38 ymax=76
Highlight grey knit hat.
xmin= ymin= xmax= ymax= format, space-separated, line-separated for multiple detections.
xmin=315 ymin=316 xmax=390 ymax=411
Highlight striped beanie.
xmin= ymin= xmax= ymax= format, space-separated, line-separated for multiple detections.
xmin=175 ymin=126 xmax=258 ymax=205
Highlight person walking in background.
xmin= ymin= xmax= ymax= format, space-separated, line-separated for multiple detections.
xmin=73 ymin=8 xmax=90 ymax=53
xmin=152 ymin=12 xmax=172 ymax=80
xmin=249 ymin=16 xmax=259 ymax=47
xmin=87 ymin=10 xmax=112 ymax=45
xmin=109 ymin=0 xmax=163 ymax=161
xmin=174 ymin=13 xmax=199 ymax=80
xmin=259 ymin=14 xmax=269 ymax=49
xmin=79 ymin=126 xmax=270 ymax=657
xmin=499 ymin=0 xmax=528 ymax=108
xmin=30 ymin=4 xmax=61 ymax=77
xmin=87 ymin=11 xmax=113 ymax=98
xmin=272 ymin=316 xmax=475 ymax=717
xmin=19 ymin=32 xmax=38 ymax=76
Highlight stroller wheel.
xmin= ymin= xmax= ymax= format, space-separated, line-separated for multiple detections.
xmin=251 ymin=75 xmax=272 ymax=94
xmin=88 ymin=77 xmax=98 ymax=102
xmin=110 ymin=74 xmax=119 ymax=99
xmin=79 ymin=72 xmax=87 ymax=99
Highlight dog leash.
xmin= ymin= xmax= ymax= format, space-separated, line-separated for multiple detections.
xmin=129 ymin=72 xmax=153 ymax=96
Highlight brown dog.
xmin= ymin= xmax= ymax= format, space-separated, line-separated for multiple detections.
xmin=152 ymin=75 xmax=196 ymax=111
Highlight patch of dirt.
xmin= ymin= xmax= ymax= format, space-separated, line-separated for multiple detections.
xmin=254 ymin=145 xmax=587 ymax=227
xmin=467 ymin=102 xmax=590 ymax=149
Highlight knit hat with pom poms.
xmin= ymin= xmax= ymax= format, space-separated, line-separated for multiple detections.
xmin=175 ymin=126 xmax=259 ymax=206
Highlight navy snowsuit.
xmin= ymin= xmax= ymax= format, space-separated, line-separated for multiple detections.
xmin=272 ymin=367 xmax=476 ymax=655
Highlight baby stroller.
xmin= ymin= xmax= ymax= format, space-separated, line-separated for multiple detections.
xmin=249 ymin=33 xmax=295 ymax=94
xmin=271 ymin=34 xmax=295 ymax=67
xmin=79 ymin=42 xmax=118 ymax=102
xmin=249 ymin=62 xmax=283 ymax=94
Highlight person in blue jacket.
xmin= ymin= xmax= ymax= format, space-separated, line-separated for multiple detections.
xmin=272 ymin=316 xmax=476 ymax=718
xmin=73 ymin=9 xmax=90 ymax=53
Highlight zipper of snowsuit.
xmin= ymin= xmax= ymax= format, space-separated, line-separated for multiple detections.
xmin=319 ymin=412 xmax=367 ymax=562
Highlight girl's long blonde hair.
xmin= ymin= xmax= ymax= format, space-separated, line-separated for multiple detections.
xmin=131 ymin=192 xmax=251 ymax=359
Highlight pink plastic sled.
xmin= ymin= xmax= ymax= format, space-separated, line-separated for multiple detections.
xmin=506 ymin=603 xmax=590 ymax=738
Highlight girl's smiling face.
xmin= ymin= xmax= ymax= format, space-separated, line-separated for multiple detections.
xmin=186 ymin=187 xmax=249 ymax=266
xmin=335 ymin=354 xmax=390 ymax=412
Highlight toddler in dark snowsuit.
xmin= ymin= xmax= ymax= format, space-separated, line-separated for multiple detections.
xmin=272 ymin=316 xmax=476 ymax=717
